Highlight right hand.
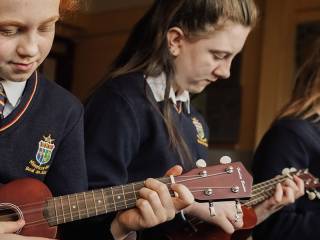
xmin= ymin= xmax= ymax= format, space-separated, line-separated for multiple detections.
xmin=0 ymin=220 xmax=53 ymax=240
xmin=184 ymin=201 xmax=244 ymax=234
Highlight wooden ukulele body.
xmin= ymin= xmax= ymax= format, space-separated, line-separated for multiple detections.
xmin=0 ymin=178 xmax=57 ymax=238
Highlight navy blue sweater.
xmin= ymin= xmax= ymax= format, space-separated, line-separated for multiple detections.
xmin=83 ymin=72 xmax=209 ymax=239
xmin=0 ymin=73 xmax=88 ymax=239
xmin=0 ymin=72 xmax=87 ymax=196
xmin=252 ymin=118 xmax=320 ymax=240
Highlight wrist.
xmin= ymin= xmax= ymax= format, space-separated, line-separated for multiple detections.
xmin=110 ymin=217 xmax=135 ymax=240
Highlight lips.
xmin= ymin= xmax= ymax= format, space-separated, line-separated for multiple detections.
xmin=11 ymin=62 xmax=35 ymax=72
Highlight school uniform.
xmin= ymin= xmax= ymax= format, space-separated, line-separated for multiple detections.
xmin=0 ymin=72 xmax=88 ymax=196
xmin=252 ymin=118 xmax=320 ymax=240
xmin=83 ymin=72 xmax=209 ymax=239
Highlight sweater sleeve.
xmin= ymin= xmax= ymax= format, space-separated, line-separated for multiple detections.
xmin=67 ymin=87 xmax=140 ymax=240
xmin=84 ymin=87 xmax=140 ymax=188
xmin=251 ymin=122 xmax=320 ymax=240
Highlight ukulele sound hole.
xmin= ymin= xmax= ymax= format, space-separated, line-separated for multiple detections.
xmin=0 ymin=205 xmax=20 ymax=221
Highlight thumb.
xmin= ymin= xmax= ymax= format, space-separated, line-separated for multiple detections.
xmin=0 ymin=220 xmax=25 ymax=234
xmin=165 ymin=165 xmax=183 ymax=176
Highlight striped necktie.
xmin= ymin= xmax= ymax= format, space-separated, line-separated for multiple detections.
xmin=0 ymin=83 xmax=6 ymax=119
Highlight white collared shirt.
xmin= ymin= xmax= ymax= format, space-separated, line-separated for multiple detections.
xmin=146 ymin=72 xmax=191 ymax=114
xmin=0 ymin=80 xmax=27 ymax=118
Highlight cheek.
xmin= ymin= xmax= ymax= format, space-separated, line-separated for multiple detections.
xmin=39 ymin=34 xmax=55 ymax=58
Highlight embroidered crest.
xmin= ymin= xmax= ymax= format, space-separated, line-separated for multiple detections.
xmin=192 ymin=117 xmax=208 ymax=147
xmin=35 ymin=135 xmax=55 ymax=165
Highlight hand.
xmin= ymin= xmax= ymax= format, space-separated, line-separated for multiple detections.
xmin=110 ymin=165 xmax=194 ymax=240
xmin=184 ymin=201 xmax=244 ymax=234
xmin=254 ymin=175 xmax=304 ymax=224
xmin=0 ymin=220 xmax=53 ymax=240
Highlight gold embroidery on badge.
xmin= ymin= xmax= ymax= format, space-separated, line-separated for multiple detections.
xmin=192 ymin=117 xmax=208 ymax=147
xmin=25 ymin=134 xmax=55 ymax=175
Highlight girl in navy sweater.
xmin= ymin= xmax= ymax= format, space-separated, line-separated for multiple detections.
xmin=252 ymin=40 xmax=320 ymax=240
xmin=0 ymin=1 xmax=193 ymax=240
xmin=84 ymin=0 xmax=304 ymax=239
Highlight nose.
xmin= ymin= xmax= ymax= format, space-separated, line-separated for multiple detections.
xmin=16 ymin=32 xmax=39 ymax=59
xmin=213 ymin=60 xmax=231 ymax=79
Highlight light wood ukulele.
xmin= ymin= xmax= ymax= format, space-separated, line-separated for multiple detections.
xmin=0 ymin=162 xmax=252 ymax=238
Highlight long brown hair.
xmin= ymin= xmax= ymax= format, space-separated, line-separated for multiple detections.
xmin=107 ymin=0 xmax=258 ymax=166
xmin=277 ymin=39 xmax=320 ymax=122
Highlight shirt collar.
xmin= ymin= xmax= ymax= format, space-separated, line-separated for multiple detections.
xmin=146 ymin=73 xmax=190 ymax=113
xmin=0 ymin=80 xmax=27 ymax=107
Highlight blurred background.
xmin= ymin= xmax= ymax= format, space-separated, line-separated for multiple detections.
xmin=47 ymin=0 xmax=320 ymax=169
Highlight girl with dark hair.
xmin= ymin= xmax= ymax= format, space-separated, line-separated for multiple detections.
xmin=0 ymin=1 xmax=194 ymax=240
xmin=83 ymin=0 xmax=304 ymax=239
xmin=252 ymin=40 xmax=320 ymax=240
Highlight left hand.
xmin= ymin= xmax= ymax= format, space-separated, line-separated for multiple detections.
xmin=253 ymin=175 xmax=304 ymax=224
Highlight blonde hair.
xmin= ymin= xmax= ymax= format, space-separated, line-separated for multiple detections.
xmin=277 ymin=39 xmax=320 ymax=122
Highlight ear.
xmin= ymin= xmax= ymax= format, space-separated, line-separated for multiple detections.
xmin=167 ymin=27 xmax=185 ymax=57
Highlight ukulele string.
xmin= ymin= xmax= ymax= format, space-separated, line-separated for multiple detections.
xmin=2 ymin=170 xmax=233 ymax=221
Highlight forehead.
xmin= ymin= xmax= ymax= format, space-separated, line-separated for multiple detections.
xmin=190 ymin=22 xmax=251 ymax=53
xmin=0 ymin=0 xmax=60 ymax=24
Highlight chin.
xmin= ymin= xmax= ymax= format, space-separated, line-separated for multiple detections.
xmin=9 ymin=72 xmax=35 ymax=82
xmin=188 ymin=85 xmax=208 ymax=94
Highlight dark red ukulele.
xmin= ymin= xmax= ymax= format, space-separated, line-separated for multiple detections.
xmin=0 ymin=162 xmax=252 ymax=238
xmin=167 ymin=169 xmax=320 ymax=240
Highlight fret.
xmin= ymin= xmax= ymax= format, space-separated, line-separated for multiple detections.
xmin=121 ymin=185 xmax=128 ymax=208
xmin=75 ymin=193 xmax=81 ymax=220
xmin=101 ymin=188 xmax=108 ymax=213
xmin=132 ymin=183 xmax=137 ymax=200
xmin=124 ymin=183 xmax=137 ymax=207
xmin=43 ymin=198 xmax=58 ymax=226
xmin=53 ymin=197 xmax=64 ymax=225
xmin=67 ymin=195 xmax=73 ymax=221
xmin=92 ymin=190 xmax=98 ymax=216
xmin=110 ymin=187 xmax=117 ymax=211
xmin=83 ymin=192 xmax=90 ymax=218
xmin=67 ymin=194 xmax=80 ymax=222
xmin=59 ymin=196 xmax=66 ymax=223
xmin=92 ymin=189 xmax=107 ymax=215
xmin=53 ymin=197 xmax=58 ymax=225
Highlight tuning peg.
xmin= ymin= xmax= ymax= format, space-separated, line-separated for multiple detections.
xmin=290 ymin=167 xmax=297 ymax=172
xmin=196 ymin=159 xmax=207 ymax=168
xmin=282 ymin=168 xmax=290 ymax=175
xmin=306 ymin=190 xmax=316 ymax=200
xmin=315 ymin=190 xmax=320 ymax=199
xmin=220 ymin=156 xmax=232 ymax=164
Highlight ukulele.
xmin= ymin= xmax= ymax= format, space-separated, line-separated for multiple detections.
xmin=0 ymin=162 xmax=252 ymax=238
xmin=167 ymin=168 xmax=320 ymax=240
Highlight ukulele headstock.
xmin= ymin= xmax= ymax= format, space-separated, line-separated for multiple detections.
xmin=176 ymin=162 xmax=252 ymax=202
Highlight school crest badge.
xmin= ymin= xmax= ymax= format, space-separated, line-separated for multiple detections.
xmin=192 ymin=117 xmax=208 ymax=147
xmin=35 ymin=135 xmax=55 ymax=165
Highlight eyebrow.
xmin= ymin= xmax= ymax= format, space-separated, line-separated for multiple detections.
xmin=0 ymin=15 xmax=60 ymax=27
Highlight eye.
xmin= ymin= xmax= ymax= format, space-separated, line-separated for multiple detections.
xmin=0 ymin=27 xmax=18 ymax=36
xmin=213 ymin=53 xmax=227 ymax=60
xmin=38 ymin=23 xmax=55 ymax=32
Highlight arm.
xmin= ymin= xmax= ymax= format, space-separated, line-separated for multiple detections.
xmin=83 ymin=89 xmax=194 ymax=240
xmin=251 ymin=121 xmax=319 ymax=239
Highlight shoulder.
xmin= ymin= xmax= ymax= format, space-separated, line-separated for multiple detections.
xmin=271 ymin=118 xmax=319 ymax=139
xmin=37 ymin=75 xmax=83 ymax=117
xmin=86 ymin=72 xmax=147 ymax=110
